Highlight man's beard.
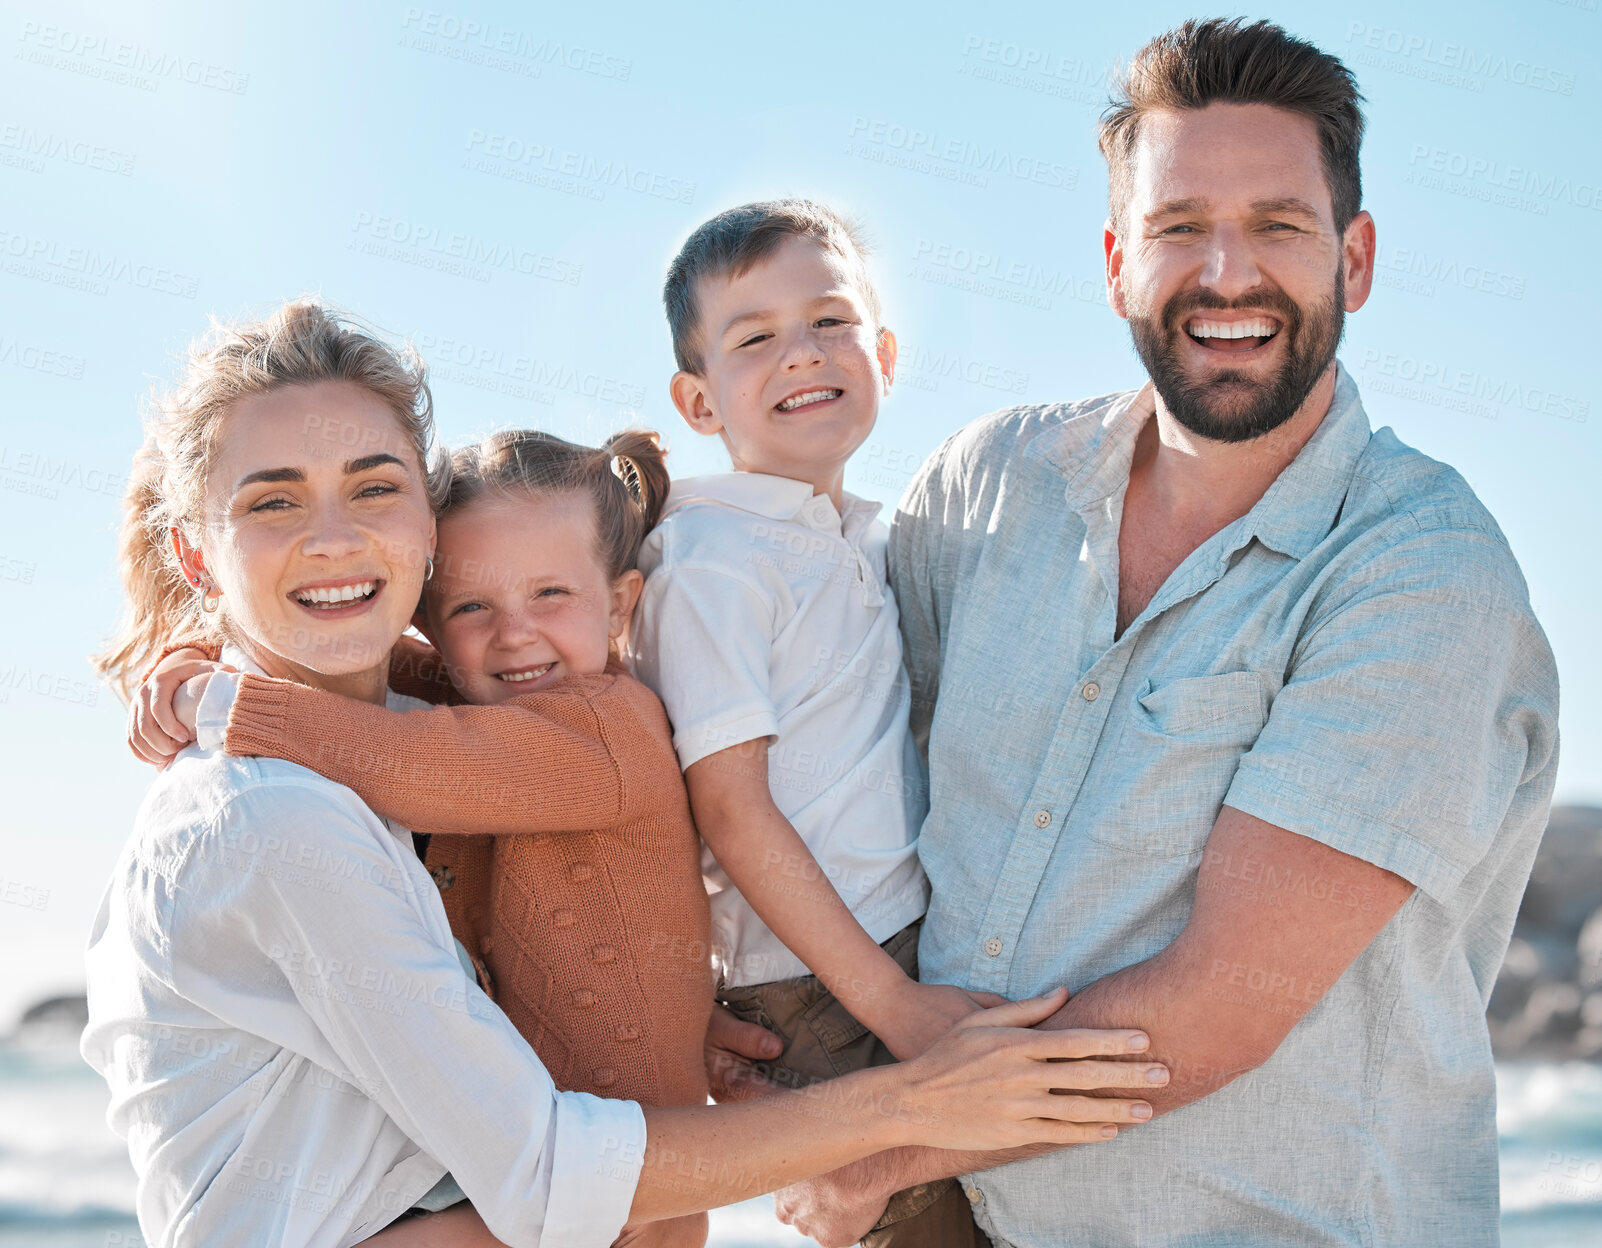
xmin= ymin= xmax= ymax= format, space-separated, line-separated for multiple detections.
xmin=1127 ymin=271 xmax=1344 ymax=444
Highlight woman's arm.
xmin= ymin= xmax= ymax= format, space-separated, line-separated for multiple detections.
xmin=627 ymin=991 xmax=1161 ymax=1224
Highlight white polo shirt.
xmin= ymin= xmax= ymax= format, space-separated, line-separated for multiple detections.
xmin=629 ymin=473 xmax=930 ymax=989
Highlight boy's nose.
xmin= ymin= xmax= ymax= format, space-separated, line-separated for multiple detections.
xmin=780 ymin=328 xmax=827 ymax=370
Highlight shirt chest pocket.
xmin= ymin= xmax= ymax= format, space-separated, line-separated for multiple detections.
xmin=1087 ymin=670 xmax=1270 ymax=860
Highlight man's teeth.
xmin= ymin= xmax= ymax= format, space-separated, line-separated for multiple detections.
xmin=497 ymin=664 xmax=553 ymax=683
xmin=294 ymin=580 xmax=376 ymax=605
xmin=1187 ymin=319 xmax=1280 ymax=340
xmin=776 ymin=389 xmax=842 ymax=411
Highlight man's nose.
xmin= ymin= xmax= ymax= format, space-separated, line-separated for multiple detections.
xmin=1198 ymin=224 xmax=1263 ymax=301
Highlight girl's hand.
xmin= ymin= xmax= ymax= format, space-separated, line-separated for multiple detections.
xmin=888 ymin=988 xmax=1166 ymax=1152
xmin=127 ymin=648 xmax=232 ymax=768
xmin=878 ymin=981 xmax=1008 ymax=1061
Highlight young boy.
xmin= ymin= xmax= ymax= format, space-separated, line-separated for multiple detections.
xmin=628 ymin=200 xmax=995 ymax=1248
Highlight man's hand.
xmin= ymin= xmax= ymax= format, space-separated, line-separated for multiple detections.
xmin=774 ymin=1159 xmax=891 ymax=1248
xmin=703 ymin=1003 xmax=783 ymax=1102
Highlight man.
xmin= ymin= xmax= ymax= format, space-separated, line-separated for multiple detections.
xmin=759 ymin=17 xmax=1560 ymax=1248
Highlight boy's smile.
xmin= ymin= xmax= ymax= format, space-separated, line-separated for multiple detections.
xmin=670 ymin=234 xmax=897 ymax=506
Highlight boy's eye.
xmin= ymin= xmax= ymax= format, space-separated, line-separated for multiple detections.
xmin=736 ymin=332 xmax=772 ymax=349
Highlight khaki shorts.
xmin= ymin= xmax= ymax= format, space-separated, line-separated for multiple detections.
xmin=717 ymin=920 xmax=991 ymax=1248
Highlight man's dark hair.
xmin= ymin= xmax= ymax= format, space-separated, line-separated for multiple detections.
xmin=662 ymin=199 xmax=882 ymax=375
xmin=1099 ymin=18 xmax=1366 ymax=233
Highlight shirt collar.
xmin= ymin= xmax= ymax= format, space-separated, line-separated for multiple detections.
xmin=665 ymin=472 xmax=882 ymax=536
xmin=1030 ymin=361 xmax=1373 ymax=561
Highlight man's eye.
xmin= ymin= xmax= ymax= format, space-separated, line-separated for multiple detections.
xmin=1162 ymin=224 xmax=1198 ymax=235
xmin=536 ymin=586 xmax=568 ymax=598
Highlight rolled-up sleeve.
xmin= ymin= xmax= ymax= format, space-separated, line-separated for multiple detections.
xmin=186 ymin=784 xmax=646 ymax=1246
xmin=632 ymin=566 xmax=778 ymax=770
xmin=1225 ymin=523 xmax=1560 ymax=904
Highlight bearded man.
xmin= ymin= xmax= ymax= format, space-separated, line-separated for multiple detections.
xmin=765 ymin=16 xmax=1561 ymax=1248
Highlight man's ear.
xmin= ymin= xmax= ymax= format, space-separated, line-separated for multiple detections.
xmin=876 ymin=326 xmax=898 ymax=393
xmin=670 ymin=371 xmax=722 ymax=437
xmin=1341 ymin=209 xmax=1377 ymax=314
xmin=1105 ymin=220 xmax=1129 ymax=320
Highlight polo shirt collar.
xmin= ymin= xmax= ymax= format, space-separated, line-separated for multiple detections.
xmin=1032 ymin=360 xmax=1373 ymax=561
xmin=665 ymin=472 xmax=883 ymax=537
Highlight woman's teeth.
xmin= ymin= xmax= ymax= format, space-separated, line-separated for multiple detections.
xmin=293 ymin=580 xmax=377 ymax=607
xmin=1186 ymin=319 xmax=1279 ymax=340
xmin=497 ymin=664 xmax=553 ymax=683
xmin=776 ymin=388 xmax=842 ymax=412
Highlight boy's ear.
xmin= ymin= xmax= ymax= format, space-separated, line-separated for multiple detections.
xmin=876 ymin=327 xmax=898 ymax=393
xmin=669 ymin=371 xmax=723 ymax=437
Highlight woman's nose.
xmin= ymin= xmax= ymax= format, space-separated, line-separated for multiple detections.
xmin=300 ymin=502 xmax=366 ymax=560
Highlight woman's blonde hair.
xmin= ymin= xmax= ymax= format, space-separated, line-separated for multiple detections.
xmin=94 ymin=298 xmax=446 ymax=699
xmin=438 ymin=427 xmax=670 ymax=582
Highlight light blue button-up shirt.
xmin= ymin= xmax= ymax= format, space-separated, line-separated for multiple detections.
xmin=889 ymin=363 xmax=1559 ymax=1247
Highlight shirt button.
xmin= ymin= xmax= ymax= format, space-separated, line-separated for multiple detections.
xmin=984 ymin=936 xmax=1003 ymax=957
xmin=965 ymin=1185 xmax=983 ymax=1205
xmin=1033 ymin=809 xmax=1052 ymax=829
xmin=429 ymin=865 xmax=454 ymax=892
xmin=1081 ymin=681 xmax=1101 ymax=702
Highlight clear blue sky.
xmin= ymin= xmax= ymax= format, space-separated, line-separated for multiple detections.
xmin=1 ymin=0 xmax=1597 ymax=1026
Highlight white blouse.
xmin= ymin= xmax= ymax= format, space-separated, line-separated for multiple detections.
xmin=80 ymin=647 xmax=646 ymax=1247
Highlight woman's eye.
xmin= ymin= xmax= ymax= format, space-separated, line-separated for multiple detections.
xmin=248 ymin=496 xmax=293 ymax=513
xmin=357 ymin=482 xmax=399 ymax=499
xmin=451 ymin=602 xmax=485 ymax=616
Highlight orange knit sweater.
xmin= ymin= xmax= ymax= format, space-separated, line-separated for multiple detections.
xmin=213 ymin=637 xmax=713 ymax=1109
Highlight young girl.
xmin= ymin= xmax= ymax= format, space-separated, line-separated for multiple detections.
xmin=134 ymin=428 xmax=715 ymax=1248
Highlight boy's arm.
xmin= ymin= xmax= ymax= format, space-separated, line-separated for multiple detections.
xmin=686 ymin=740 xmax=989 ymax=1061
xmin=220 ymin=671 xmax=636 ymax=835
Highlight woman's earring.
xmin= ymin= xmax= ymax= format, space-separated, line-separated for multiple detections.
xmin=424 ymin=557 xmax=435 ymax=583
xmin=201 ymin=584 xmax=222 ymax=614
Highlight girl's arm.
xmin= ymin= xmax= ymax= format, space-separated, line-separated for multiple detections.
xmin=132 ymin=643 xmax=648 ymax=835
xmin=216 ymin=667 xmax=644 ymax=835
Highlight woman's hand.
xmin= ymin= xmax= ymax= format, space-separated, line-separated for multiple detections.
xmin=886 ymin=987 xmax=1165 ymax=1152
xmin=126 ymin=648 xmax=231 ymax=767
xmin=877 ymin=980 xmax=1009 ymax=1061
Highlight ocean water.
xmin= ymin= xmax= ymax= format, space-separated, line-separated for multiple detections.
xmin=2 ymin=1030 xmax=1597 ymax=1247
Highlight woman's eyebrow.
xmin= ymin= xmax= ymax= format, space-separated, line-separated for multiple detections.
xmin=234 ymin=453 xmax=407 ymax=492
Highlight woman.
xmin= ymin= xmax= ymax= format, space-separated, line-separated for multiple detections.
xmin=83 ymin=299 xmax=1163 ymax=1248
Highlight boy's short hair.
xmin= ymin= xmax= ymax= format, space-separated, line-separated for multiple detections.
xmin=663 ymin=199 xmax=882 ymax=375
xmin=1098 ymin=17 xmax=1366 ymax=233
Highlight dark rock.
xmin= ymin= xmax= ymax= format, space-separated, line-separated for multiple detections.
xmin=1492 ymin=806 xmax=1602 ymax=1061
xmin=16 ymin=994 xmax=88 ymax=1033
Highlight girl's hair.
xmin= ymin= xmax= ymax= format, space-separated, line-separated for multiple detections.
xmin=94 ymin=298 xmax=447 ymax=699
xmin=439 ymin=428 xmax=670 ymax=580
